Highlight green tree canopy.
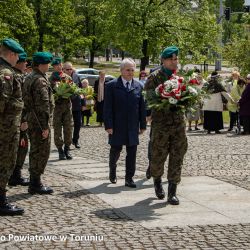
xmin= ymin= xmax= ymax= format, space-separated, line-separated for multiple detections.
xmin=0 ymin=0 xmax=37 ymax=54
xmin=107 ymin=0 xmax=219 ymax=69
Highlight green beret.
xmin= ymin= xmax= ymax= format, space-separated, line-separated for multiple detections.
xmin=51 ymin=57 xmax=62 ymax=66
xmin=161 ymin=46 xmax=179 ymax=59
xmin=32 ymin=52 xmax=53 ymax=64
xmin=1 ymin=38 xmax=25 ymax=54
xmin=17 ymin=52 xmax=27 ymax=63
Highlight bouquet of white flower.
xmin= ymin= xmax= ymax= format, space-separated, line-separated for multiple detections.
xmin=145 ymin=74 xmax=205 ymax=112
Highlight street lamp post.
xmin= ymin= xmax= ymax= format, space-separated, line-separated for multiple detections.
xmin=215 ymin=0 xmax=223 ymax=71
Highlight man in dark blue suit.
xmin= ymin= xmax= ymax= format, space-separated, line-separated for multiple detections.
xmin=104 ymin=58 xmax=146 ymax=188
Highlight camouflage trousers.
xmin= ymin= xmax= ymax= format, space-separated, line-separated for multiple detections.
xmin=15 ymin=131 xmax=28 ymax=169
xmin=28 ymin=127 xmax=51 ymax=178
xmin=0 ymin=119 xmax=20 ymax=189
xmin=53 ymin=103 xmax=72 ymax=148
xmin=150 ymin=121 xmax=188 ymax=184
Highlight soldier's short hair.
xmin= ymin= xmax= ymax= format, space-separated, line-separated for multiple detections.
xmin=32 ymin=61 xmax=39 ymax=68
xmin=0 ymin=45 xmax=11 ymax=57
xmin=120 ymin=58 xmax=136 ymax=70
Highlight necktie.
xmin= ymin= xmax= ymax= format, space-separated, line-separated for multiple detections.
xmin=126 ymin=82 xmax=130 ymax=91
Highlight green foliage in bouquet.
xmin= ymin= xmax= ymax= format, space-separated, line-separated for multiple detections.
xmin=54 ymin=82 xmax=87 ymax=100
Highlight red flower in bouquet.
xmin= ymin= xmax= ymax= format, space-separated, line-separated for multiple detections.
xmin=189 ymin=79 xmax=199 ymax=85
xmin=155 ymin=75 xmax=183 ymax=104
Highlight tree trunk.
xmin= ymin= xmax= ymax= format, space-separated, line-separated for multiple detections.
xmin=121 ymin=50 xmax=125 ymax=60
xmin=140 ymin=39 xmax=149 ymax=71
xmin=35 ymin=2 xmax=43 ymax=51
xmin=89 ymin=50 xmax=95 ymax=68
xmin=105 ymin=48 xmax=110 ymax=61
xmin=38 ymin=31 xmax=44 ymax=51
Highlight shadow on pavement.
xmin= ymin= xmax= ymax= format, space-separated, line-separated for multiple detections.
xmin=60 ymin=179 xmax=168 ymax=197
xmin=92 ymin=197 xmax=168 ymax=222
xmin=8 ymin=192 xmax=33 ymax=203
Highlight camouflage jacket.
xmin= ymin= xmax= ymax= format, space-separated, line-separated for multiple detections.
xmin=23 ymin=69 xmax=54 ymax=130
xmin=144 ymin=68 xmax=185 ymax=126
xmin=13 ymin=67 xmax=27 ymax=123
xmin=0 ymin=57 xmax=23 ymax=118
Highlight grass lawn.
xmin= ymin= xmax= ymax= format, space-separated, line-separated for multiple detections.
xmin=223 ymin=111 xmax=229 ymax=124
xmin=89 ymin=111 xmax=98 ymax=125
xmin=89 ymin=110 xmax=230 ymax=126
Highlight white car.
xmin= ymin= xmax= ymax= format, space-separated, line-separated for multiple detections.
xmin=75 ymin=68 xmax=115 ymax=86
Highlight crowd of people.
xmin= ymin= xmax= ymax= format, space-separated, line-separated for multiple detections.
xmin=155 ymin=70 xmax=249 ymax=135
xmin=1 ymin=38 xmax=249 ymax=217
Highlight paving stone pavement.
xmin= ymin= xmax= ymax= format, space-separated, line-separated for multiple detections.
xmin=0 ymin=126 xmax=250 ymax=249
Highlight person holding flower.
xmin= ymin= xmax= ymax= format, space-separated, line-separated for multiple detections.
xmin=81 ymin=79 xmax=94 ymax=126
xmin=144 ymin=46 xmax=188 ymax=205
xmin=49 ymin=58 xmax=73 ymax=160
xmin=186 ymin=74 xmax=201 ymax=131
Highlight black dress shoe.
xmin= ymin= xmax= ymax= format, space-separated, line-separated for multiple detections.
xmin=8 ymin=177 xmax=29 ymax=186
xmin=109 ymin=176 xmax=117 ymax=184
xmin=74 ymin=142 xmax=81 ymax=149
xmin=125 ymin=179 xmax=136 ymax=188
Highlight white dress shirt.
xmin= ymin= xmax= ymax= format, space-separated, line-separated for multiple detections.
xmin=121 ymin=78 xmax=132 ymax=90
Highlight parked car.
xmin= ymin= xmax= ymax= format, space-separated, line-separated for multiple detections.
xmin=75 ymin=68 xmax=115 ymax=86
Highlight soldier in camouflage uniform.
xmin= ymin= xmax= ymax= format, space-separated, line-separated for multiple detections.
xmin=144 ymin=46 xmax=188 ymax=205
xmin=8 ymin=52 xmax=29 ymax=186
xmin=49 ymin=58 xmax=73 ymax=160
xmin=0 ymin=38 xmax=25 ymax=215
xmin=23 ymin=52 xmax=54 ymax=195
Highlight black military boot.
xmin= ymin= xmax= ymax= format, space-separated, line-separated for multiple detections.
xmin=167 ymin=181 xmax=179 ymax=205
xmin=146 ymin=165 xmax=151 ymax=179
xmin=0 ymin=189 xmax=24 ymax=216
xmin=58 ymin=148 xmax=66 ymax=160
xmin=28 ymin=176 xmax=53 ymax=195
xmin=8 ymin=166 xmax=29 ymax=186
xmin=64 ymin=145 xmax=73 ymax=160
xmin=153 ymin=178 xmax=165 ymax=200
